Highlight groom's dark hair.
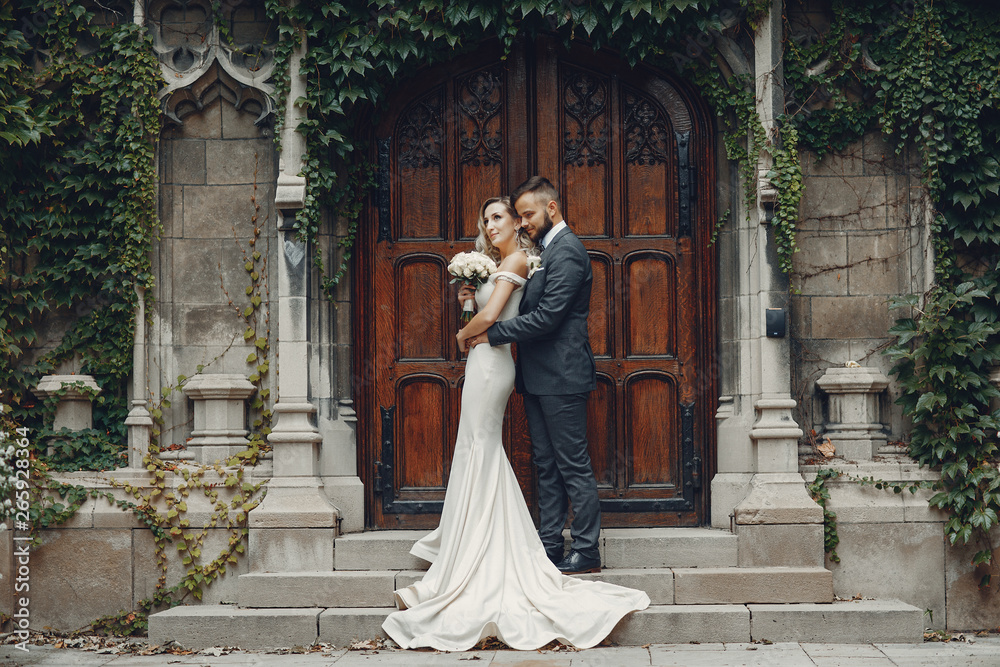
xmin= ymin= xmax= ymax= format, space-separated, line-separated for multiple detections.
xmin=511 ymin=176 xmax=561 ymax=212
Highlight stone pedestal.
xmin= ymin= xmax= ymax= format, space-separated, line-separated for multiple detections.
xmin=815 ymin=366 xmax=889 ymax=461
xmin=33 ymin=375 xmax=101 ymax=431
xmin=735 ymin=397 xmax=823 ymax=566
xmin=182 ymin=374 xmax=256 ymax=464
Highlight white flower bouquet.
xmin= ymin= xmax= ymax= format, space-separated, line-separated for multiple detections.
xmin=448 ymin=251 xmax=497 ymax=323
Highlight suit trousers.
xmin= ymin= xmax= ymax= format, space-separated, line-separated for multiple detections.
xmin=523 ymin=392 xmax=601 ymax=560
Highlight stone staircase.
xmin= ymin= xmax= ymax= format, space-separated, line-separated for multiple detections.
xmin=148 ymin=528 xmax=923 ymax=649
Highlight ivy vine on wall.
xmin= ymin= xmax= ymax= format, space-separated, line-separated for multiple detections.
xmin=1 ymin=1 xmax=161 ymax=467
xmin=784 ymin=0 xmax=1000 ymax=577
xmin=262 ymin=0 xmax=783 ymax=295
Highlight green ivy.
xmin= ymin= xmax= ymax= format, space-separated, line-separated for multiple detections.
xmin=1 ymin=1 xmax=162 ymax=467
xmin=807 ymin=468 xmax=842 ymax=563
xmin=878 ymin=2 xmax=1000 ymax=577
xmin=769 ymin=122 xmax=803 ymax=274
xmin=263 ymin=0 xmax=762 ymax=297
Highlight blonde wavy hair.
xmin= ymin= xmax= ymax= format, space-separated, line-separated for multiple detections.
xmin=474 ymin=196 xmax=537 ymax=263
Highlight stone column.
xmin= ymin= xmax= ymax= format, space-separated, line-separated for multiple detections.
xmin=247 ymin=14 xmax=338 ymax=573
xmin=731 ymin=0 xmax=823 ymax=566
xmin=125 ymin=284 xmax=153 ymax=468
xmin=816 ymin=366 xmax=890 ymax=461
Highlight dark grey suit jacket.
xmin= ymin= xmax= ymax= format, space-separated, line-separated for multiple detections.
xmin=487 ymin=226 xmax=596 ymax=396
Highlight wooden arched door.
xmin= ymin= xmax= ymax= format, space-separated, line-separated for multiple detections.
xmin=356 ymin=38 xmax=716 ymax=529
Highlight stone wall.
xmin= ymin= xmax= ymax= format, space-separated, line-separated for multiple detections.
xmin=153 ymin=98 xmax=278 ymax=452
xmin=2 ymin=469 xmax=260 ymax=630
xmin=803 ymin=462 xmax=1000 ymax=630
xmin=791 ymin=134 xmax=925 ymax=447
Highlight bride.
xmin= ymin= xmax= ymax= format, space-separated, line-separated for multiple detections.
xmin=381 ymin=196 xmax=649 ymax=652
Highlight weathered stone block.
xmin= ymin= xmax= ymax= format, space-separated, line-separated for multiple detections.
xmin=182 ymin=185 xmax=258 ymax=239
xmin=749 ymin=600 xmax=923 ymax=643
xmin=159 ymin=185 xmax=184 ymax=239
xmin=674 ymin=567 xmax=832 ymax=604
xmin=829 ymin=522 xmax=945 ymax=627
xmin=848 ymin=232 xmax=901 ymax=297
xmin=179 ymin=305 xmax=246 ymax=347
xmin=165 ymin=241 xmax=224 ymax=304
xmin=334 ymin=531 xmax=431 ymax=571
xmin=149 ymin=606 xmax=321 ymax=649
xmin=134 ymin=528 xmax=246 ymax=607
xmin=791 ymin=295 xmax=812 ymax=340
xmin=800 ymin=177 xmax=888 ymax=231
xmin=944 ymin=527 xmax=1000 ymax=630
xmin=321 ymin=476 xmax=364 ymax=534
xmin=248 ymin=528 xmax=335 ymax=573
xmin=238 ymin=571 xmax=395 ymax=608
xmin=801 ymin=140 xmax=864 ymax=178
xmin=901 ymin=486 xmax=949 ymax=523
xmin=163 ymin=99 xmax=222 ymax=140
xmin=811 ymin=296 xmax=890 ymax=340
xmin=609 ymin=605 xmax=750 ymax=645
xmin=602 ymin=528 xmax=737 ymax=568
xmin=793 ymin=231 xmax=849 ymax=296
xmin=31 ymin=528 xmax=133 ymax=631
xmin=602 ymin=528 xmax=736 ymax=568
xmin=738 ymin=524 xmax=824 ymax=567
xmin=825 ymin=482 xmax=905 ymax=523
xmin=318 ymin=608 xmax=389 ymax=646
xmin=205 ymin=139 xmax=277 ymax=185
xmin=394 ymin=570 xmax=425 ymax=592
xmin=221 ymin=103 xmax=270 ymax=141
xmin=164 ymin=140 xmax=206 ymax=185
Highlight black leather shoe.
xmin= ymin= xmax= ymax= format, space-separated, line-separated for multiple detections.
xmin=555 ymin=550 xmax=601 ymax=575
xmin=545 ymin=548 xmax=564 ymax=565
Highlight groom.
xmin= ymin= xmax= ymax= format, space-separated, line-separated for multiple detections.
xmin=468 ymin=176 xmax=601 ymax=575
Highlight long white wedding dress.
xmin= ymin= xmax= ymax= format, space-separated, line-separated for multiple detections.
xmin=382 ymin=270 xmax=649 ymax=651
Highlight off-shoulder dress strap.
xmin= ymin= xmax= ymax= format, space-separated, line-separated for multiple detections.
xmin=492 ymin=271 xmax=526 ymax=287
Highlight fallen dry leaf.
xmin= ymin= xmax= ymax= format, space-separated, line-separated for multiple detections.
xmin=817 ymin=438 xmax=836 ymax=458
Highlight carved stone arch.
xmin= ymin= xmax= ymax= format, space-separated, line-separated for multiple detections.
xmin=147 ymin=0 xmax=276 ymax=131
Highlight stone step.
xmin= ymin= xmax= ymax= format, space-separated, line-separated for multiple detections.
xmin=148 ymin=599 xmax=923 ymax=649
xmin=238 ymin=566 xmax=831 ymax=608
xmin=333 ymin=527 xmax=738 ymax=571
xmin=671 ymin=566 xmax=832 ymax=604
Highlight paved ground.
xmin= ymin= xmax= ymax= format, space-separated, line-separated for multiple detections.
xmin=2 ymin=639 xmax=1000 ymax=666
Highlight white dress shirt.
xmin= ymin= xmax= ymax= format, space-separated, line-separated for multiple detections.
xmin=540 ymin=221 xmax=567 ymax=250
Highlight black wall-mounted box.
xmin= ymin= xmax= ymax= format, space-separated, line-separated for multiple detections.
xmin=766 ymin=308 xmax=786 ymax=338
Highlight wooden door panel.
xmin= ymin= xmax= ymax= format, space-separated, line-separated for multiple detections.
xmin=622 ymin=85 xmax=677 ymax=238
xmin=398 ymin=376 xmax=450 ymax=490
xmin=456 ymin=66 xmax=507 ymax=239
xmin=562 ymin=64 xmax=611 ymax=236
xmin=397 ymin=257 xmax=449 ymax=360
xmin=397 ymin=90 xmax=445 ymax=240
xmin=624 ymin=373 xmax=678 ymax=488
xmin=587 ymin=375 xmax=617 ymax=490
xmin=623 ymin=252 xmax=676 ymax=358
xmin=503 ymin=391 xmax=536 ymax=509
xmin=588 ymin=253 xmax=614 ymax=358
